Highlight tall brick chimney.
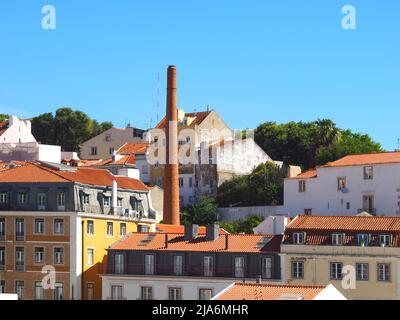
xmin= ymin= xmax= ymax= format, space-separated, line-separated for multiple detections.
xmin=163 ymin=65 xmax=180 ymax=225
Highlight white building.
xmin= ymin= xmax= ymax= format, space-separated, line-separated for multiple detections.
xmin=101 ymin=275 xmax=234 ymax=300
xmin=0 ymin=116 xmax=36 ymax=144
xmin=284 ymin=152 xmax=400 ymax=217
xmin=0 ymin=116 xmax=61 ymax=163
xmin=101 ymin=224 xmax=283 ymax=300
xmin=253 ymin=216 xmax=291 ymax=235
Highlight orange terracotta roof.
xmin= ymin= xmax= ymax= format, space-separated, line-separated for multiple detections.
xmin=117 ymin=143 xmax=149 ymax=155
xmin=286 ymin=215 xmax=400 ymax=232
xmin=321 ymin=152 xmax=400 ymax=168
xmin=288 ymin=169 xmax=317 ymax=179
xmin=96 ymin=154 xmax=136 ymax=166
xmin=155 ymin=111 xmax=211 ymax=129
xmin=0 ymin=163 xmax=148 ymax=191
xmin=215 ymin=283 xmax=326 ymax=300
xmin=156 ymin=224 xmax=229 ymax=235
xmin=0 ymin=161 xmax=28 ymax=172
xmin=283 ymin=215 xmax=400 ymax=246
xmin=110 ymin=232 xmax=282 ymax=253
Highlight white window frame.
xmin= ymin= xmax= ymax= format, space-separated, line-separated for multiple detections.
xmin=199 ymin=288 xmax=213 ymax=301
xmin=356 ymin=263 xmax=369 ymax=281
xmin=292 ymin=261 xmax=304 ymax=279
xmin=34 ymin=247 xmax=44 ymax=264
xmin=57 ymin=192 xmax=66 ymax=210
xmin=141 ymin=286 xmax=153 ymax=300
xmin=111 ymin=285 xmax=123 ymax=300
xmin=377 ymin=263 xmax=391 ymax=282
xmin=115 ymin=254 xmax=124 ymax=274
xmin=54 ymin=282 xmax=63 ymax=300
xmin=0 ymin=192 xmax=8 ymax=204
xmin=120 ymin=223 xmax=126 ymax=237
xmin=293 ymin=232 xmax=305 ymax=245
xmin=54 ymin=219 xmax=64 ymax=235
xmin=54 ymin=247 xmax=64 ymax=265
xmin=234 ymin=256 xmax=245 ymax=278
xmin=168 ymin=287 xmax=182 ymax=300
xmin=82 ymin=194 xmax=90 ymax=205
xmin=37 ymin=192 xmax=47 ymax=210
xmin=262 ymin=257 xmax=272 ymax=279
xmin=379 ymin=234 xmax=391 ymax=247
xmin=173 ymin=255 xmax=183 ymax=276
xmin=34 ymin=218 xmax=45 ymax=234
xmin=107 ymin=222 xmax=114 ymax=237
xmin=87 ymin=220 xmax=94 ymax=235
xmin=103 ymin=196 xmax=110 ymax=207
xmin=332 ymin=233 xmax=344 ymax=246
xmin=87 ymin=248 xmax=94 ymax=266
xmin=15 ymin=247 xmax=25 ymax=270
xmin=357 ymin=233 xmax=369 ymax=247
xmin=145 ymin=254 xmax=155 ymax=275
xmin=34 ymin=281 xmax=44 ymax=300
xmin=18 ymin=192 xmax=27 ymax=204
xmin=203 ymin=256 xmax=214 ymax=277
xmin=330 ymin=262 xmax=343 ymax=280
xmin=364 ymin=166 xmax=373 ymax=180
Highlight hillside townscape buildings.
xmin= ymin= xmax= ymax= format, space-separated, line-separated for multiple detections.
xmin=0 ymin=66 xmax=399 ymax=302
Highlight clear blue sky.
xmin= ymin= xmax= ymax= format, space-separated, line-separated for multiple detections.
xmin=0 ymin=1 xmax=399 ymax=149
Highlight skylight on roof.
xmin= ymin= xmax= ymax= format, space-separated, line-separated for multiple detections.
xmin=256 ymin=237 xmax=271 ymax=248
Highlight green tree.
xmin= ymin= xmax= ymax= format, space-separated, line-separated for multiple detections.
xmin=31 ymin=108 xmax=114 ymax=152
xmin=217 ymin=162 xmax=287 ymax=207
xmin=316 ymin=130 xmax=382 ymax=165
xmin=219 ymin=215 xmax=264 ymax=234
xmin=180 ymin=196 xmax=219 ymax=226
xmin=31 ymin=113 xmax=55 ymax=145
xmin=0 ymin=114 xmax=8 ymax=122
xmin=255 ymin=119 xmax=381 ymax=169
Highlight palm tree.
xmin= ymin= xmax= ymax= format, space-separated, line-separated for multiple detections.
xmin=308 ymin=119 xmax=340 ymax=168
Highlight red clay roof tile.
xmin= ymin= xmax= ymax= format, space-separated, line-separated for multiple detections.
xmin=110 ymin=232 xmax=282 ymax=253
xmin=215 ymin=283 xmax=326 ymax=300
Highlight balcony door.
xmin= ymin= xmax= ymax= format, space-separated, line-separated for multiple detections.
xmin=363 ymin=195 xmax=374 ymax=214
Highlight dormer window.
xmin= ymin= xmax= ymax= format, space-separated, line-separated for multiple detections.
xmin=379 ymin=234 xmax=391 ymax=247
xmin=332 ymin=233 xmax=344 ymax=246
xmin=293 ymin=232 xmax=305 ymax=245
xmin=357 ymin=233 xmax=369 ymax=247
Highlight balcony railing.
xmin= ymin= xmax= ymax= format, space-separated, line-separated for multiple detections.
xmin=15 ymin=234 xmax=25 ymax=241
xmin=15 ymin=264 xmax=24 ymax=271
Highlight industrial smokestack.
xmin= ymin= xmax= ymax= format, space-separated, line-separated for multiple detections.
xmin=163 ymin=65 xmax=180 ymax=225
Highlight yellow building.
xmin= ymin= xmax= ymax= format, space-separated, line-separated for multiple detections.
xmin=0 ymin=162 xmax=156 ymax=300
xmin=281 ymin=214 xmax=400 ymax=300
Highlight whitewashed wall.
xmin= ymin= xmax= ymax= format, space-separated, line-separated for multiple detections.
xmin=284 ymin=163 xmax=400 ymax=217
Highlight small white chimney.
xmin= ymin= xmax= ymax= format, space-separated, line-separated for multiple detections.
xmin=112 ymin=150 xmax=124 ymax=162
xmin=112 ymin=180 xmax=118 ymax=214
